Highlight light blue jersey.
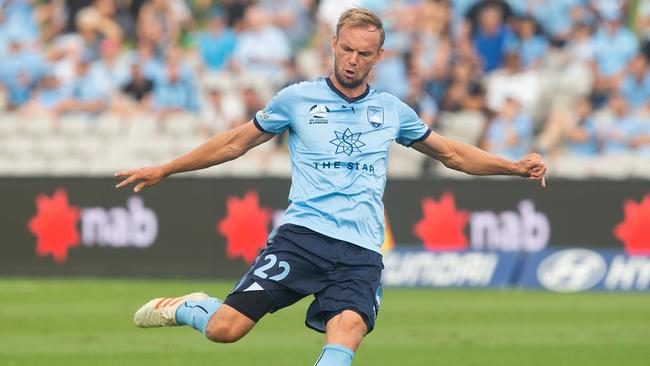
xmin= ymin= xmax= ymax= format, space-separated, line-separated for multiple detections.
xmin=254 ymin=77 xmax=430 ymax=253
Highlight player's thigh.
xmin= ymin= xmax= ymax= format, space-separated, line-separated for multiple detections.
xmin=227 ymin=227 xmax=330 ymax=316
xmin=307 ymin=247 xmax=383 ymax=336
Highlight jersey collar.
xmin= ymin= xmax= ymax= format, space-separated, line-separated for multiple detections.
xmin=325 ymin=76 xmax=370 ymax=104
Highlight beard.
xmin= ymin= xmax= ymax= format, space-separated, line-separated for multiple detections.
xmin=333 ymin=60 xmax=368 ymax=89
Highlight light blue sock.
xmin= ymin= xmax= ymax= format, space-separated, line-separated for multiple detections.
xmin=314 ymin=344 xmax=355 ymax=366
xmin=175 ymin=297 xmax=222 ymax=334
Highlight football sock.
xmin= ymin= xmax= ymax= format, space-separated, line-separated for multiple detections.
xmin=175 ymin=297 xmax=222 ymax=334
xmin=314 ymin=344 xmax=355 ymax=366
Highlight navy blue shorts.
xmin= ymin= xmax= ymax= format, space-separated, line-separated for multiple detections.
xmin=227 ymin=224 xmax=384 ymax=333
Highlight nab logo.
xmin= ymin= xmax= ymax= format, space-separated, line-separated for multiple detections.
xmin=367 ymin=106 xmax=384 ymax=128
xmin=537 ymin=249 xmax=607 ymax=292
xmin=28 ymin=189 xmax=159 ymax=263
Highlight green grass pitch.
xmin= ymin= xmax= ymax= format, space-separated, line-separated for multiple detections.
xmin=1 ymin=279 xmax=649 ymax=366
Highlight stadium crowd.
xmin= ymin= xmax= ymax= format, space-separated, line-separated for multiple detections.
xmin=0 ymin=0 xmax=649 ymax=178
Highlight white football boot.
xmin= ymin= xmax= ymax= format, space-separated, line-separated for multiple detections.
xmin=133 ymin=292 xmax=210 ymax=327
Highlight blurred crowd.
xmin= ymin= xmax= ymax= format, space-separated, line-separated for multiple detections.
xmin=1 ymin=0 xmax=650 ymax=179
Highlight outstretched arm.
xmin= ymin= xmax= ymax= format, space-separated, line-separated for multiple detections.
xmin=115 ymin=120 xmax=273 ymax=192
xmin=411 ymin=130 xmax=547 ymax=187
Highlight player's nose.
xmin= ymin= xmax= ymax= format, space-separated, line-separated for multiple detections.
xmin=349 ymin=51 xmax=359 ymax=65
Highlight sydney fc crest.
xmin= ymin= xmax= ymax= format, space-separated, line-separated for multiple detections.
xmin=367 ymin=106 xmax=384 ymax=128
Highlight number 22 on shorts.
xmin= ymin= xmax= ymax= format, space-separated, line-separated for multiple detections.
xmin=254 ymin=254 xmax=290 ymax=281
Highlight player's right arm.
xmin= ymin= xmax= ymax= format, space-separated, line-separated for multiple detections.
xmin=115 ymin=120 xmax=273 ymax=192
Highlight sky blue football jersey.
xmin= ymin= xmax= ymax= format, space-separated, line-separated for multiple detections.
xmin=254 ymin=77 xmax=431 ymax=253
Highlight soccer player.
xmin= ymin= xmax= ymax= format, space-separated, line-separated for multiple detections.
xmin=115 ymin=8 xmax=547 ymax=366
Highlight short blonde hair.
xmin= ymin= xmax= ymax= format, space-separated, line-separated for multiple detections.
xmin=336 ymin=8 xmax=385 ymax=48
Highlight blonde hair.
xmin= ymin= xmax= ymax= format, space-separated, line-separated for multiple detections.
xmin=336 ymin=8 xmax=385 ymax=48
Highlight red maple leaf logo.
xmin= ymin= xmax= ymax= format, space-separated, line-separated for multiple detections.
xmin=217 ymin=191 xmax=272 ymax=263
xmin=614 ymin=194 xmax=650 ymax=255
xmin=28 ymin=189 xmax=80 ymax=263
xmin=413 ymin=192 xmax=469 ymax=251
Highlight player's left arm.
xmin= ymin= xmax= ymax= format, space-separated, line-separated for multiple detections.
xmin=411 ymin=130 xmax=547 ymax=187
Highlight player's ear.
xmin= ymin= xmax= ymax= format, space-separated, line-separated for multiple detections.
xmin=331 ymin=35 xmax=337 ymax=54
xmin=374 ymin=47 xmax=385 ymax=64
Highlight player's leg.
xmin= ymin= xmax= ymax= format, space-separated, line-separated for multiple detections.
xmin=324 ymin=309 xmax=368 ymax=351
xmin=204 ymin=289 xmax=281 ymax=343
xmin=312 ymin=309 xmax=367 ymax=366
xmin=307 ymin=243 xmax=384 ymax=366
xmin=175 ymin=297 xmax=256 ymax=342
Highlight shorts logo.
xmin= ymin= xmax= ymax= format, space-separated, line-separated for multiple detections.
xmin=330 ymin=128 xmax=366 ymax=156
xmin=309 ymin=104 xmax=329 ymax=124
xmin=367 ymin=106 xmax=384 ymax=128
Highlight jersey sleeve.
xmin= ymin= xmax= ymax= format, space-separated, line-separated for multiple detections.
xmin=253 ymin=86 xmax=294 ymax=134
xmin=395 ymin=99 xmax=431 ymax=147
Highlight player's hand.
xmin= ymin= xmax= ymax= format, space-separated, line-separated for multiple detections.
xmin=114 ymin=166 xmax=167 ymax=192
xmin=515 ymin=153 xmax=547 ymax=188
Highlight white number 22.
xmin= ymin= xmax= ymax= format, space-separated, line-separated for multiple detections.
xmin=253 ymin=254 xmax=290 ymax=281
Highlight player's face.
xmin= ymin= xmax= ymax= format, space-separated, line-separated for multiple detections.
xmin=332 ymin=25 xmax=383 ymax=90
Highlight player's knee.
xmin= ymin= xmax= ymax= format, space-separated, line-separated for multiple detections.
xmin=326 ymin=310 xmax=368 ymax=346
xmin=205 ymin=321 xmax=245 ymax=343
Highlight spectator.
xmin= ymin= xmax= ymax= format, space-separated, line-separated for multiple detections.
xmin=137 ymin=0 xmax=191 ymax=56
xmin=128 ymin=41 xmax=164 ymax=81
xmin=0 ymin=38 xmax=47 ymax=108
xmin=600 ymin=94 xmax=644 ymax=155
xmin=404 ymin=70 xmax=437 ymax=128
xmin=62 ymin=59 xmax=110 ymax=114
xmin=371 ymin=38 xmax=409 ymax=99
xmin=464 ymin=0 xmax=512 ymax=36
xmin=87 ymin=38 xmax=131 ymax=95
xmin=122 ymin=62 xmax=153 ymax=104
xmin=505 ymin=16 xmax=548 ymax=69
xmin=1 ymin=0 xmax=41 ymax=44
xmin=485 ymin=51 xmax=541 ymax=115
xmin=192 ymin=9 xmax=237 ymax=72
xmin=472 ymin=4 xmax=513 ymax=72
xmin=545 ymin=97 xmax=601 ymax=178
xmin=72 ymin=5 xmax=121 ymax=63
xmin=560 ymin=97 xmax=600 ymax=157
xmin=232 ymin=4 xmax=291 ymax=84
xmin=111 ymin=61 xmax=152 ymax=117
xmin=481 ymin=97 xmax=533 ymax=160
xmin=617 ymin=54 xmax=650 ymax=110
xmin=524 ymin=0 xmax=583 ymax=45
xmin=112 ymin=0 xmax=141 ymax=42
xmin=19 ymin=71 xmax=68 ymax=119
xmin=151 ymin=48 xmax=198 ymax=116
xmin=565 ymin=21 xmax=595 ymax=64
xmin=260 ymin=0 xmax=314 ymax=50
xmin=411 ymin=0 xmax=452 ymax=80
xmin=436 ymin=56 xmax=484 ymax=113
xmin=539 ymin=97 xmax=600 ymax=157
xmin=591 ymin=10 xmax=639 ymax=98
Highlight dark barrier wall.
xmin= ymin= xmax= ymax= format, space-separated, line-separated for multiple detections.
xmin=1 ymin=177 xmax=649 ymax=277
